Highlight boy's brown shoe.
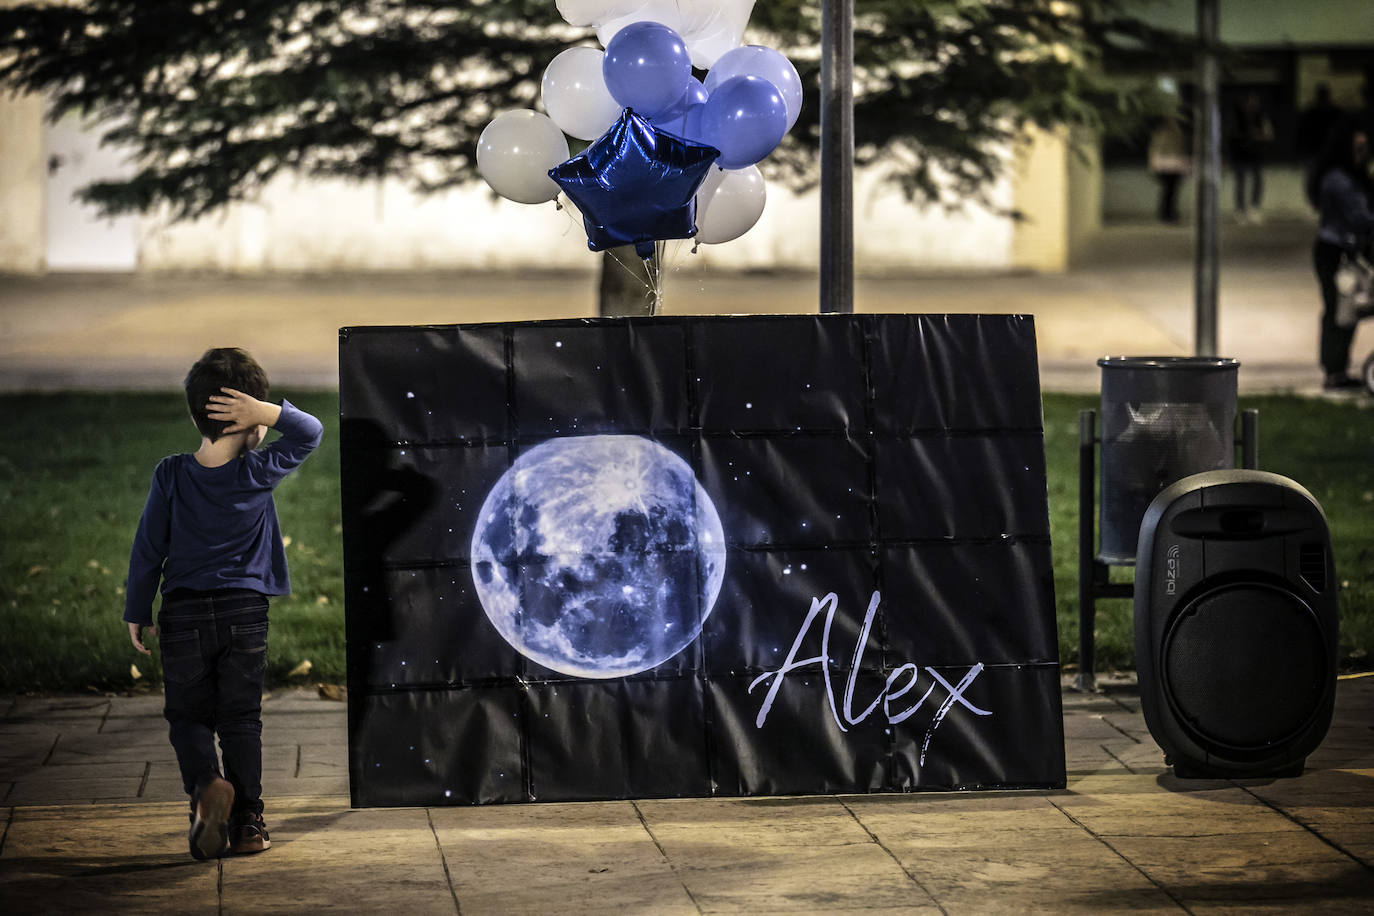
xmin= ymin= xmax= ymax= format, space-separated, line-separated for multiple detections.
xmin=230 ymin=812 xmax=271 ymax=855
xmin=189 ymin=775 xmax=235 ymax=860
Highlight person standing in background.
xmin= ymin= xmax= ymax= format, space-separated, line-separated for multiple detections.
xmin=1296 ymin=83 xmax=1342 ymax=165
xmin=1148 ymin=116 xmax=1190 ymax=223
xmin=1228 ymin=92 xmax=1275 ymax=223
xmin=1306 ymin=119 xmax=1373 ymax=391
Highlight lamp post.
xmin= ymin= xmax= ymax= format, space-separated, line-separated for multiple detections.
xmin=1194 ymin=0 xmax=1220 ymax=356
xmin=819 ymin=0 xmax=854 ymax=315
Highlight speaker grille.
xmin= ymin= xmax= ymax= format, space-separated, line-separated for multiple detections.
xmin=1299 ymin=542 xmax=1327 ymax=592
xmin=1163 ymin=583 xmax=1327 ymax=753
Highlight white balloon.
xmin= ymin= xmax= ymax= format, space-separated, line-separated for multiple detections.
xmin=476 ymin=110 xmax=570 ymax=205
xmin=694 ymin=164 xmax=766 ymax=244
xmin=596 ymin=0 xmax=686 ymax=47
xmin=556 ymin=0 xmax=638 ymax=28
xmin=687 ymin=25 xmax=738 ymax=69
xmin=542 ymin=47 xmax=622 ymax=141
xmin=673 ymin=0 xmax=726 ymax=38
xmin=686 ymin=0 xmax=754 ymax=68
xmin=694 ymin=166 xmax=728 ymax=217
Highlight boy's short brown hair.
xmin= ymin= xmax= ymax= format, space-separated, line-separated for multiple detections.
xmin=185 ymin=348 xmax=270 ymax=441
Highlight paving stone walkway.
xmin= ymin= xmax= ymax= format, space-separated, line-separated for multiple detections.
xmin=3 ymin=679 xmax=1372 ymax=913
xmin=3 ymin=220 xmax=1373 ymax=396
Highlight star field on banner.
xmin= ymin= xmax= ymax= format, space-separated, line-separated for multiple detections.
xmin=339 ymin=314 xmax=1064 ymax=805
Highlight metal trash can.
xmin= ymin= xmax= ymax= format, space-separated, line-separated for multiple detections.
xmin=1097 ymin=356 xmax=1239 ymax=563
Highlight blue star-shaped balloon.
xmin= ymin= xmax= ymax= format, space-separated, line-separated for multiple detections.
xmin=550 ymin=110 xmax=720 ymax=259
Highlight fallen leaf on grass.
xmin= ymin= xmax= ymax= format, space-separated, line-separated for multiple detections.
xmin=130 ymin=664 xmax=142 ymax=680
xmin=27 ymin=565 xmax=47 ymax=576
xmin=315 ymin=595 xmax=330 ymax=606
xmin=287 ymin=659 xmax=313 ymax=677
xmin=316 ymin=683 xmax=346 ymax=701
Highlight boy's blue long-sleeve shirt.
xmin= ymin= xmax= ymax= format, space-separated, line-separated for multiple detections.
xmin=123 ymin=400 xmax=324 ymax=625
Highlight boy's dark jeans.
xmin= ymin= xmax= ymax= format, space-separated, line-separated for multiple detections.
xmin=158 ymin=588 xmax=269 ymax=817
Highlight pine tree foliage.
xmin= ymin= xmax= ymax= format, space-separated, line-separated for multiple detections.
xmin=754 ymin=1 xmax=1187 ymax=207
xmin=0 ymin=1 xmax=1186 ymax=220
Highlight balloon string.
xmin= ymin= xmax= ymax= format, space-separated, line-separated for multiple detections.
xmin=655 ymin=241 xmax=666 ymax=315
xmin=555 ymin=193 xmax=588 ymax=243
xmin=558 ymin=195 xmax=676 ymax=313
xmin=606 ymin=247 xmax=655 ymax=302
xmin=665 ymin=238 xmax=686 ymax=271
xmin=644 ymin=246 xmax=660 ymax=316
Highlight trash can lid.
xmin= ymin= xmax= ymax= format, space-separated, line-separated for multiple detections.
xmin=1097 ymin=356 xmax=1240 ymax=370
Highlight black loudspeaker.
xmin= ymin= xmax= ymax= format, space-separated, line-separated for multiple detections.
xmin=1135 ymin=469 xmax=1338 ymax=778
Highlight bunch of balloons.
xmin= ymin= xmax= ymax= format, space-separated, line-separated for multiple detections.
xmin=476 ymin=1 xmax=801 ymax=260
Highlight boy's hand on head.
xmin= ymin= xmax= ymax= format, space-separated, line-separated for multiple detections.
xmin=129 ymin=622 xmax=155 ymax=655
xmin=206 ymin=387 xmax=282 ymax=433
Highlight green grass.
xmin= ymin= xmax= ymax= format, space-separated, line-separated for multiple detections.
xmin=1044 ymin=393 xmax=1374 ymax=674
xmin=1 ymin=392 xmax=1370 ymax=692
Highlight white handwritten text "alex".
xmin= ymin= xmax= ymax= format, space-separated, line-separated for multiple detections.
xmin=748 ymin=592 xmax=992 ymax=763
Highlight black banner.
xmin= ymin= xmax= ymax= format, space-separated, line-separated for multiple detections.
xmin=339 ymin=314 xmax=1063 ymax=805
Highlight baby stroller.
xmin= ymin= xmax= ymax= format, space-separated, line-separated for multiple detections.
xmin=1336 ymin=250 xmax=1374 ymax=394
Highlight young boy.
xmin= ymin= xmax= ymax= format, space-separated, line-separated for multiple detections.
xmin=124 ymin=348 xmax=323 ymax=860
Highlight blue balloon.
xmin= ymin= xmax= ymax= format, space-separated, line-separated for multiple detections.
xmin=602 ymin=21 xmax=692 ymax=121
xmin=549 ymin=110 xmax=720 ymax=258
xmin=650 ymin=77 xmax=708 ymax=140
xmin=704 ymin=45 xmax=804 ymax=131
xmin=699 ymin=75 xmax=788 ymax=170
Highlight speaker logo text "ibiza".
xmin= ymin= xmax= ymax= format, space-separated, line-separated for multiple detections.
xmin=1165 ymin=544 xmax=1181 ymax=595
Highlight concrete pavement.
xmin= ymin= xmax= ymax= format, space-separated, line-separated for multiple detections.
xmin=3 ymin=679 xmax=1373 ymax=913
xmin=2 ymin=219 xmax=1371 ymax=394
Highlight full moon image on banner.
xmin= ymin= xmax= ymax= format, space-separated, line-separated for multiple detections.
xmin=470 ymin=435 xmax=727 ymax=679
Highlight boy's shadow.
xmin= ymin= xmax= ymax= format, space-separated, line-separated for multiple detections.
xmin=339 ymin=417 xmax=438 ymax=802
xmin=339 ymin=418 xmax=438 ymax=651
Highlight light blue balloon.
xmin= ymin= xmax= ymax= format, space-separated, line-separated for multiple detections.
xmin=700 ymin=75 xmax=787 ymax=170
xmin=704 ymin=45 xmax=803 ymax=131
xmin=602 ymin=21 xmax=692 ymax=121
xmin=650 ymin=77 xmax=708 ymax=140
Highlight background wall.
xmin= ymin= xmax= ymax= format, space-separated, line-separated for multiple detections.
xmin=0 ymin=91 xmax=45 ymax=274
xmin=1129 ymin=0 xmax=1374 ymax=46
xmin=0 ymin=96 xmax=1051 ymax=276
xmin=134 ymin=164 xmax=1019 ymax=275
